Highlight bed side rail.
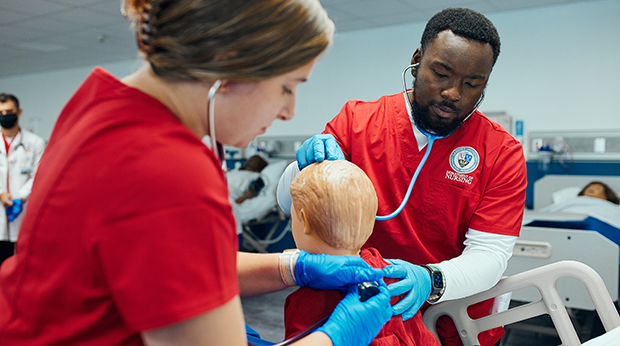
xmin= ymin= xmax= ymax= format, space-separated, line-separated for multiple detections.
xmin=422 ymin=261 xmax=620 ymax=346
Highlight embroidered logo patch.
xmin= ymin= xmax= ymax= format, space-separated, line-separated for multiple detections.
xmin=449 ymin=146 xmax=479 ymax=174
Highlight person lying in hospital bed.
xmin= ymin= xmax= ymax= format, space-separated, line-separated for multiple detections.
xmin=226 ymin=157 xmax=289 ymax=227
xmin=541 ymin=181 xmax=620 ymax=230
xmin=285 ymin=160 xmax=440 ymax=346
xmin=227 ymin=155 xmax=269 ymax=204
xmin=578 ymin=181 xmax=620 ymax=205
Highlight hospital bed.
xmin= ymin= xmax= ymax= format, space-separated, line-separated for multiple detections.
xmin=228 ymin=159 xmax=293 ymax=253
xmin=423 ymin=261 xmax=620 ymax=346
xmin=499 ymin=174 xmax=620 ymax=342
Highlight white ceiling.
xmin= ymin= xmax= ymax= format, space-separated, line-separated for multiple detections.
xmin=0 ymin=0 xmax=595 ymax=79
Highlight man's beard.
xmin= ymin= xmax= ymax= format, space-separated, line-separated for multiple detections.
xmin=410 ymin=82 xmax=466 ymax=137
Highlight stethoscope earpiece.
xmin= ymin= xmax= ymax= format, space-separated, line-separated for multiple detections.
xmin=207 ymin=79 xmax=222 ymax=162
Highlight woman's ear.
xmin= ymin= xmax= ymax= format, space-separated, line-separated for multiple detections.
xmin=215 ymin=80 xmax=231 ymax=93
xmin=299 ymin=208 xmax=313 ymax=235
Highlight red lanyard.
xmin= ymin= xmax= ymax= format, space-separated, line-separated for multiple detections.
xmin=2 ymin=134 xmax=12 ymax=156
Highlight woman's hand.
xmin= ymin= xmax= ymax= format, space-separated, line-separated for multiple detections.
xmin=295 ymin=250 xmax=383 ymax=290
xmin=316 ymin=282 xmax=392 ymax=346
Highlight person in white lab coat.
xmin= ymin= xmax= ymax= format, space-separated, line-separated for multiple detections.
xmin=0 ymin=93 xmax=45 ymax=265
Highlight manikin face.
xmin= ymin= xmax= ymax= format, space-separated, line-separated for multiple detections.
xmin=410 ymin=30 xmax=494 ymax=136
xmin=583 ymin=183 xmax=607 ymax=201
xmin=215 ymin=59 xmax=316 ymax=148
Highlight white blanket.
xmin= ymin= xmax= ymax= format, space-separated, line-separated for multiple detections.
xmin=226 ymin=160 xmax=289 ymax=222
xmin=540 ymin=196 xmax=620 ymax=229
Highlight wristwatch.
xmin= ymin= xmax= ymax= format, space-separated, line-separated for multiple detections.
xmin=421 ymin=264 xmax=445 ymax=303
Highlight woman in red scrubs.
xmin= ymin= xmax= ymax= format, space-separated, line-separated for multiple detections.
xmin=0 ymin=1 xmax=391 ymax=345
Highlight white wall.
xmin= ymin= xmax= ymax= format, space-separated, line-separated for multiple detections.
xmin=2 ymin=0 xmax=618 ymax=147
xmin=0 ymin=59 xmax=144 ymax=139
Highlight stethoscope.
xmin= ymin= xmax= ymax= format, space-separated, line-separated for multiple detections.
xmin=375 ymin=63 xmax=485 ymax=221
xmin=2 ymin=130 xmax=25 ymax=157
xmin=207 ymin=79 xmax=227 ymax=171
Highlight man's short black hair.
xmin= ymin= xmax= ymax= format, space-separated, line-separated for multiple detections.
xmin=421 ymin=8 xmax=501 ymax=65
xmin=0 ymin=93 xmax=19 ymax=109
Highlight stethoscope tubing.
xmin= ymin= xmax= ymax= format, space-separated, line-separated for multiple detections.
xmin=375 ymin=63 xmax=484 ymax=221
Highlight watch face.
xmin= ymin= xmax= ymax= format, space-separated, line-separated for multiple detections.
xmin=433 ymin=273 xmax=443 ymax=289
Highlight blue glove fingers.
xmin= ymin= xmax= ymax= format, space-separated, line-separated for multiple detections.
xmin=385 ymin=274 xmax=413 ymax=297
xmin=295 ymin=251 xmax=384 ymax=290
xmin=317 ymin=284 xmax=392 ymax=346
xmin=311 ymin=137 xmax=327 ymax=163
xmin=382 ymin=258 xmax=432 ymax=321
xmin=390 ymin=287 xmax=416 ymax=318
xmin=6 ymin=199 xmax=23 ymax=222
xmin=382 ymin=261 xmax=410 ymax=297
xmin=296 ymin=134 xmax=344 ymax=170
xmin=340 ymin=260 xmax=384 ymax=286
xmin=324 ymin=136 xmax=345 ymax=161
xmin=382 ymin=264 xmax=408 ymax=280
xmin=296 ymin=139 xmax=313 ymax=170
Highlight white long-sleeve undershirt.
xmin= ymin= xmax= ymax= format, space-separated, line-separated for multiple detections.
xmin=433 ymin=229 xmax=516 ymax=303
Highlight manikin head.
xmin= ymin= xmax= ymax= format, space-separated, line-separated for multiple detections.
xmin=578 ymin=181 xmax=620 ymax=205
xmin=289 ymin=160 xmax=378 ymax=256
xmin=410 ymin=8 xmax=500 ymax=137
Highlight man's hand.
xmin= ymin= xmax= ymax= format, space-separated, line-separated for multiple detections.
xmin=296 ymin=134 xmax=345 ymax=170
xmin=382 ymin=259 xmax=432 ymax=321
xmin=0 ymin=193 xmax=13 ymax=207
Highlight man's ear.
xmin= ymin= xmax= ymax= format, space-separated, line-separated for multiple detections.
xmin=299 ymin=208 xmax=313 ymax=235
xmin=411 ymin=48 xmax=422 ymax=78
xmin=16 ymin=108 xmax=23 ymax=117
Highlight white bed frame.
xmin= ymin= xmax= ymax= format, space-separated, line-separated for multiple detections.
xmin=513 ymin=174 xmax=620 ymax=309
xmin=506 ymin=225 xmax=619 ymax=310
xmin=423 ymin=261 xmax=620 ymax=346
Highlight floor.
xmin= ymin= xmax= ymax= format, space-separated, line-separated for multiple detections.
xmin=242 ymin=287 xmax=296 ymax=343
xmin=241 ymin=292 xmax=610 ymax=345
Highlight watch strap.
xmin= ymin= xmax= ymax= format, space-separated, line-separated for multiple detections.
xmin=422 ymin=264 xmax=446 ymax=303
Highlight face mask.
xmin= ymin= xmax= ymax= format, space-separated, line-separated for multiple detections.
xmin=0 ymin=113 xmax=18 ymax=129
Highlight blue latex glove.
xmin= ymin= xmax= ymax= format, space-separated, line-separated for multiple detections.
xmin=295 ymin=250 xmax=383 ymax=290
xmin=382 ymin=259 xmax=432 ymax=321
xmin=296 ymin=134 xmax=345 ymax=170
xmin=316 ymin=282 xmax=392 ymax=346
xmin=5 ymin=199 xmax=23 ymax=222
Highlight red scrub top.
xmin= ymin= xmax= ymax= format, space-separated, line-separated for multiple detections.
xmin=0 ymin=68 xmax=239 ymax=345
xmin=324 ymin=92 xmax=527 ymax=346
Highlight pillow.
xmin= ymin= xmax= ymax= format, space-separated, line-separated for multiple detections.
xmin=551 ymin=186 xmax=582 ymax=205
xmin=259 ymin=160 xmax=289 ymax=194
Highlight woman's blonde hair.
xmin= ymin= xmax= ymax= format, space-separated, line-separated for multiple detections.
xmin=290 ymin=161 xmax=378 ymax=251
xmin=123 ymin=0 xmax=334 ymax=81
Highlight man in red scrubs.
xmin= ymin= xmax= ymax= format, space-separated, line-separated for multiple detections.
xmin=278 ymin=8 xmax=526 ymax=346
